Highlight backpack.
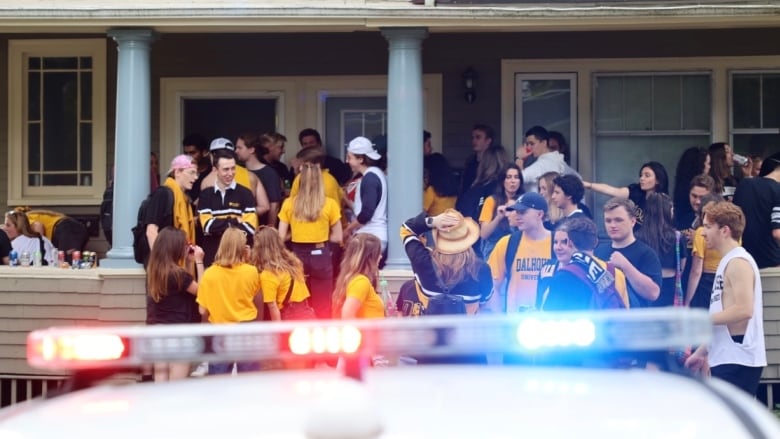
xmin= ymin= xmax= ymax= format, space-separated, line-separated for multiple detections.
xmin=132 ymin=186 xmax=172 ymax=264
xmin=559 ymin=253 xmax=626 ymax=310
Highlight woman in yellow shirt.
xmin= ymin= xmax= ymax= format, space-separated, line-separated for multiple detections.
xmin=332 ymin=233 xmax=385 ymax=319
xmin=252 ymin=226 xmax=314 ymax=321
xmin=685 ymin=193 xmax=726 ymax=309
xmin=422 ymin=154 xmax=458 ymax=216
xmin=278 ymin=156 xmax=343 ymax=319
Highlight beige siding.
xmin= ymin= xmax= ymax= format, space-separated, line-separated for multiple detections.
xmin=763 ymin=269 xmax=780 ymax=380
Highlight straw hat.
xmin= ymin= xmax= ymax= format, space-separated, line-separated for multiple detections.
xmin=432 ymin=208 xmax=480 ymax=255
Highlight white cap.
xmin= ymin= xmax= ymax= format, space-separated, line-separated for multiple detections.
xmin=347 ymin=136 xmax=381 ymax=160
xmin=210 ymin=137 xmax=234 ymax=151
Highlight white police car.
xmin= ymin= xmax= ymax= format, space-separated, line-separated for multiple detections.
xmin=0 ymin=309 xmax=778 ymax=438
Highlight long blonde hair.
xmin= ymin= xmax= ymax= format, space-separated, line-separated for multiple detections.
xmin=252 ymin=226 xmax=305 ymax=282
xmin=538 ymin=171 xmax=564 ymax=224
xmin=293 ymin=162 xmax=326 ymax=222
xmin=430 ymin=248 xmax=481 ymax=289
xmin=332 ymin=234 xmax=382 ymax=317
xmin=213 ymin=228 xmax=248 ymax=267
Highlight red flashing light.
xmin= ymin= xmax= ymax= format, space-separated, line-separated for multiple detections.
xmin=30 ymin=334 xmax=128 ymax=365
xmin=288 ymin=326 xmax=362 ymax=356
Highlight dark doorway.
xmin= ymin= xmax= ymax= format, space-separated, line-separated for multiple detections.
xmin=183 ymin=98 xmax=277 ymax=142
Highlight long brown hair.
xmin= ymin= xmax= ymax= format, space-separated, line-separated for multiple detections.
xmin=332 ymin=234 xmax=382 ymax=317
xmin=4 ymin=210 xmax=40 ymax=239
xmin=252 ymin=226 xmax=305 ymax=282
xmin=146 ymin=227 xmax=188 ymax=303
xmin=213 ymin=227 xmax=249 ymax=267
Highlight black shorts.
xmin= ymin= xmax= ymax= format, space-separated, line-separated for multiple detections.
xmin=711 ymin=363 xmax=763 ymax=396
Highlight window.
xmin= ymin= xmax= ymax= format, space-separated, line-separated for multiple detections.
xmin=730 ymin=71 xmax=780 ymax=157
xmin=8 ymin=39 xmax=106 ymax=205
xmin=593 ymin=73 xmax=711 ymax=193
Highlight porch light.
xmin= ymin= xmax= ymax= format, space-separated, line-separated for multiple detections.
xmin=463 ymin=67 xmax=477 ymax=104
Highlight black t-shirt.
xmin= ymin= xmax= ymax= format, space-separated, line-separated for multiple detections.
xmin=323 ymin=155 xmax=352 ymax=186
xmin=460 ymin=155 xmax=479 ymax=195
xmin=627 ymin=183 xmax=646 ymax=227
xmin=147 ymin=270 xmax=195 ymax=324
xmin=733 ymin=176 xmax=780 ymax=268
xmin=0 ymin=229 xmax=11 ymax=263
xmin=595 ymin=239 xmax=662 ymax=308
xmin=250 ymin=166 xmax=283 ymax=203
xmin=143 ymin=186 xmax=175 ymax=230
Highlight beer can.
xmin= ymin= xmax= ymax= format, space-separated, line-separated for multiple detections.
xmin=72 ymin=250 xmax=81 ymax=268
xmin=58 ymin=250 xmax=65 ymax=265
xmin=9 ymin=250 xmax=18 ymax=266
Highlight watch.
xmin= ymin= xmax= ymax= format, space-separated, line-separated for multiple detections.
xmin=425 ymin=216 xmax=434 ymax=228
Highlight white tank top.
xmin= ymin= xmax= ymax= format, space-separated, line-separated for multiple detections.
xmin=353 ymin=166 xmax=388 ymax=243
xmin=708 ymin=246 xmax=766 ymax=368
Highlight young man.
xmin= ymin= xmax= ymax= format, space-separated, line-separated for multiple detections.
xmin=487 ymin=192 xmax=553 ymax=313
xmin=182 ymin=133 xmax=210 ymax=202
xmin=733 ymin=152 xmax=780 ymax=268
xmin=235 ymin=133 xmax=283 ymax=226
xmin=595 ymin=198 xmax=662 ymax=307
xmin=685 ymin=201 xmax=766 ymax=396
xmin=551 ymin=174 xmax=587 ymax=219
xmin=460 ymin=124 xmax=495 ymax=194
xmin=543 ymin=217 xmax=629 ymax=311
xmin=516 ymin=125 xmax=580 ymax=194
xmin=197 ymin=150 xmax=258 ymax=266
xmin=260 ymin=132 xmax=294 ymax=187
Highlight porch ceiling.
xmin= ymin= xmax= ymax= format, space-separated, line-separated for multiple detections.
xmin=0 ymin=1 xmax=778 ymax=33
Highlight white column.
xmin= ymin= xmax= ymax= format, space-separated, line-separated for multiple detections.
xmin=381 ymin=28 xmax=428 ymax=269
xmin=103 ymin=29 xmax=154 ymax=268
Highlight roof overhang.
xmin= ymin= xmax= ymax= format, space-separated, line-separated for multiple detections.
xmin=0 ymin=1 xmax=778 ymax=33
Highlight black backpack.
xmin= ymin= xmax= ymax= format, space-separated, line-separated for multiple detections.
xmin=132 ymin=187 xmax=172 ymax=264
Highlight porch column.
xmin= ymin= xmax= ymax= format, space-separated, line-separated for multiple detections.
xmin=381 ymin=28 xmax=428 ymax=269
xmin=103 ymin=29 xmax=155 ymax=268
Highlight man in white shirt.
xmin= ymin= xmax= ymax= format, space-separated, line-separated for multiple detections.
xmin=516 ymin=126 xmax=580 ymax=193
xmin=685 ymin=201 xmax=766 ymax=396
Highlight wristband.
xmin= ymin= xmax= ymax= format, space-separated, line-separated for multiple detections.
xmin=425 ymin=216 xmax=434 ymax=228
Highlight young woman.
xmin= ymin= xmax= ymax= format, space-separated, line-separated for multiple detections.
xmin=685 ymin=193 xmax=725 ymax=309
xmin=538 ymin=171 xmax=564 ymax=230
xmin=344 ymin=136 xmax=388 ymax=252
xmin=278 ymin=156 xmax=342 ymax=319
xmin=478 ymin=164 xmax=523 ymax=260
xmin=196 ymin=228 xmax=263 ymax=375
xmin=3 ymin=210 xmax=56 ymax=265
xmin=455 ymin=144 xmax=509 ymax=222
xmin=708 ymin=142 xmax=737 ymax=198
xmin=146 ymin=227 xmax=205 ymax=381
xmin=252 ymin=226 xmax=313 ymax=321
xmin=583 ymin=161 xmax=669 ymax=228
xmin=423 ymin=153 xmax=459 ymax=216
xmin=332 ymin=233 xmax=385 ymax=319
xmin=636 ymin=193 xmax=687 ymax=307
xmin=398 ymin=209 xmax=493 ymax=316
xmin=673 ymin=147 xmax=710 ymax=230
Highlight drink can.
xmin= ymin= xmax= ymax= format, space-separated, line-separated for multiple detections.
xmin=9 ymin=250 xmax=18 ymax=266
xmin=33 ymin=250 xmax=42 ymax=267
xmin=58 ymin=250 xmax=65 ymax=265
xmin=72 ymin=250 xmax=81 ymax=268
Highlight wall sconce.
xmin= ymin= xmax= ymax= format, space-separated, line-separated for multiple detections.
xmin=463 ymin=67 xmax=477 ymax=104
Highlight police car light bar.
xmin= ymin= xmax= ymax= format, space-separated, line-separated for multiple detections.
xmin=27 ymin=308 xmax=712 ymax=371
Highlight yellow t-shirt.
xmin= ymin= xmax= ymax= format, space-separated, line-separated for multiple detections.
xmin=259 ymin=269 xmax=310 ymax=309
xmin=24 ymin=211 xmax=63 ymax=241
xmin=346 ymin=274 xmax=385 ymax=319
xmin=197 ymin=263 xmax=260 ymax=323
xmin=423 ymin=186 xmax=456 ymax=216
xmin=692 ymin=226 xmax=724 ymax=273
xmin=290 ymin=169 xmax=344 ymax=205
xmin=278 ymin=196 xmax=341 ymax=243
xmin=478 ymin=196 xmax=498 ymax=223
xmin=487 ymin=233 xmax=552 ymax=312
xmin=236 ymin=166 xmax=251 ymax=192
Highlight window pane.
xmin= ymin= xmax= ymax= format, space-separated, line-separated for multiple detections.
xmin=80 ymin=122 xmax=92 ymax=171
xmin=593 ymin=135 xmax=710 ymax=234
xmin=732 ymin=75 xmax=761 ymax=129
xmin=80 ymin=72 xmax=92 ymax=120
xmin=762 ymin=74 xmax=780 ymax=129
xmin=42 ymin=57 xmax=78 ymax=69
xmin=28 ymin=71 xmax=40 ymax=121
xmin=653 ymin=76 xmax=682 ymax=131
xmin=343 ymin=113 xmax=364 ymax=143
xmin=28 ymin=123 xmax=40 ymax=172
xmin=363 ymin=112 xmax=386 ymax=141
xmin=42 ymin=72 xmax=78 ymax=172
xmin=522 ymin=79 xmax=572 ymax=134
xmin=80 ymin=173 xmax=92 ymax=187
xmin=28 ymin=174 xmax=41 ymax=187
xmin=595 ymin=76 xmax=623 ymax=131
xmin=28 ymin=57 xmax=40 ymax=70
xmin=732 ymin=133 xmax=780 ymax=159
xmin=42 ymin=174 xmax=78 ymax=185
xmin=624 ymin=76 xmax=652 ymax=131
xmin=683 ymin=75 xmax=711 ymax=130
xmin=79 ymin=57 xmax=92 ymax=69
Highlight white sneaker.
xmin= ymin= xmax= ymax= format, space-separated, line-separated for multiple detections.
xmin=190 ymin=362 xmax=208 ymax=377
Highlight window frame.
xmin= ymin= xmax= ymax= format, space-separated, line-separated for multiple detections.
xmin=7 ymin=38 xmax=107 ymax=206
xmin=728 ymin=69 xmax=780 ymax=147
